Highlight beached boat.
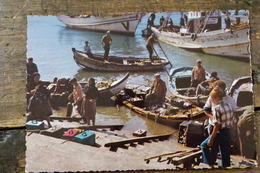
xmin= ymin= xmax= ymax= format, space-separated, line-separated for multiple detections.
xmin=48 ymin=72 xmax=130 ymax=107
xmin=168 ymin=66 xmax=211 ymax=105
xmin=228 ymin=76 xmax=253 ymax=107
xmin=72 ymin=48 xmax=170 ymax=72
xmin=151 ymin=11 xmax=250 ymax=60
xmin=123 ymin=100 xmax=206 ymax=127
xmin=57 ymin=14 xmax=142 ymax=35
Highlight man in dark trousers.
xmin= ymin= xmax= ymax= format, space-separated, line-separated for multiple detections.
xmin=101 ymin=31 xmax=112 ymax=61
xmin=146 ymin=33 xmax=156 ymax=61
xmin=26 ymin=57 xmax=38 ymax=84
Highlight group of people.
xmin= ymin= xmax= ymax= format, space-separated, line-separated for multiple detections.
xmin=26 ymin=57 xmax=99 ymax=126
xmin=190 ymin=59 xmax=254 ymax=168
xmin=83 ymin=30 xmax=112 ymax=61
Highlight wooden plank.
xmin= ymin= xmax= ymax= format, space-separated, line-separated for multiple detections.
xmin=104 ymin=133 xmax=172 ymax=147
xmin=171 ymin=150 xmax=202 ymax=165
xmin=63 ymin=125 xmax=124 ymax=131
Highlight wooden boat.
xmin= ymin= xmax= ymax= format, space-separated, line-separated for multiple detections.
xmin=72 ymin=48 xmax=170 ymax=72
xmin=117 ymin=83 xmax=206 ymax=127
xmin=49 ymin=72 xmax=130 ymax=107
xmin=151 ymin=11 xmax=250 ymax=60
xmin=123 ymin=100 xmax=206 ymax=127
xmin=168 ymin=66 xmax=211 ymax=105
xmin=57 ymin=14 xmax=142 ymax=35
xmin=228 ymin=76 xmax=253 ymax=107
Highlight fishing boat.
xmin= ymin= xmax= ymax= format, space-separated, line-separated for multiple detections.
xmin=72 ymin=48 xmax=170 ymax=72
xmin=168 ymin=66 xmax=211 ymax=105
xmin=116 ymin=84 xmax=206 ymax=127
xmin=48 ymin=73 xmax=130 ymax=107
xmin=57 ymin=14 xmax=142 ymax=35
xmin=228 ymin=76 xmax=253 ymax=107
xmin=151 ymin=11 xmax=250 ymax=60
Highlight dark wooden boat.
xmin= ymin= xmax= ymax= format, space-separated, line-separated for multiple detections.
xmin=72 ymin=48 xmax=169 ymax=72
xmin=168 ymin=66 xmax=211 ymax=105
xmin=49 ymin=73 xmax=130 ymax=107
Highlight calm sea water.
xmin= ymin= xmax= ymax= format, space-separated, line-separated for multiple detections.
xmin=27 ymin=13 xmax=251 ymax=134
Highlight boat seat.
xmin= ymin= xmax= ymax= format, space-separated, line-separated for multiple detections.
xmin=177 ymin=87 xmax=195 ymax=91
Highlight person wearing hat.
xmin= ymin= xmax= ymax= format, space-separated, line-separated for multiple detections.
xmin=101 ymin=31 xmax=112 ymax=61
xmin=195 ymin=71 xmax=219 ymax=96
xmin=191 ymin=59 xmax=206 ymax=87
xmin=145 ymin=73 xmax=167 ymax=108
xmin=26 ymin=57 xmax=38 ymax=84
xmin=83 ymin=41 xmax=94 ymax=58
xmin=200 ymin=87 xmax=236 ymax=168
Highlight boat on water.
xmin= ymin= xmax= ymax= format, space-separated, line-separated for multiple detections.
xmin=57 ymin=14 xmax=142 ymax=35
xmin=168 ymin=66 xmax=211 ymax=105
xmin=47 ymin=72 xmax=130 ymax=107
xmin=151 ymin=11 xmax=250 ymax=60
xmin=72 ymin=48 xmax=170 ymax=72
xmin=116 ymin=84 xmax=206 ymax=127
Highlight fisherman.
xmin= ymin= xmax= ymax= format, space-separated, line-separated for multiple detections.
xmin=184 ymin=14 xmax=188 ymax=25
xmin=201 ymin=87 xmax=236 ymax=168
xmin=225 ymin=17 xmax=231 ymax=29
xmin=159 ymin=16 xmax=165 ymax=26
xmin=191 ymin=59 xmax=206 ymax=87
xmin=81 ymin=77 xmax=99 ymax=125
xmin=146 ymin=33 xmax=156 ymax=61
xmin=180 ymin=17 xmax=185 ymax=27
xmin=84 ymin=41 xmax=94 ymax=58
xmin=68 ymin=78 xmax=84 ymax=117
xmin=145 ymin=73 xmax=167 ymax=109
xmin=168 ymin=18 xmax=173 ymax=29
xmin=26 ymin=57 xmax=38 ymax=84
xmin=101 ymin=31 xmax=112 ymax=61
xmin=195 ymin=71 xmax=219 ymax=96
xmin=202 ymin=80 xmax=237 ymax=168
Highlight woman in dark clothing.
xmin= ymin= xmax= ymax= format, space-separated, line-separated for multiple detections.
xmin=81 ymin=77 xmax=99 ymax=125
xmin=27 ymin=83 xmax=52 ymax=128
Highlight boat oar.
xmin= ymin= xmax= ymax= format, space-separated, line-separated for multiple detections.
xmin=157 ymin=41 xmax=173 ymax=67
xmin=151 ymin=45 xmax=171 ymax=77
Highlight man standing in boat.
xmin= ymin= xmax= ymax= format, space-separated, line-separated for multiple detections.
xmin=145 ymin=73 xmax=167 ymax=108
xmin=146 ymin=33 xmax=157 ymax=61
xmin=191 ymin=59 xmax=206 ymax=87
xmin=101 ymin=31 xmax=112 ymax=61
xmin=84 ymin=41 xmax=93 ymax=59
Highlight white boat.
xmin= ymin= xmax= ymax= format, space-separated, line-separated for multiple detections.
xmin=151 ymin=11 xmax=250 ymax=60
xmin=228 ymin=76 xmax=253 ymax=107
xmin=168 ymin=66 xmax=211 ymax=105
xmin=57 ymin=14 xmax=142 ymax=35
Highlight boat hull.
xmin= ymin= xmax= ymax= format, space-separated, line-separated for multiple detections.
xmin=72 ymin=49 xmax=169 ymax=72
xmin=151 ymin=27 xmax=250 ymax=60
xmin=168 ymin=66 xmax=210 ymax=105
xmin=58 ymin=14 xmax=141 ymax=35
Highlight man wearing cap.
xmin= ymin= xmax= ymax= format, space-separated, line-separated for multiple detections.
xmin=101 ymin=31 xmax=112 ymax=61
xmin=84 ymin=41 xmax=93 ymax=58
xmin=145 ymin=73 xmax=167 ymax=108
xmin=191 ymin=59 xmax=206 ymax=87
xmin=26 ymin=57 xmax=38 ymax=84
